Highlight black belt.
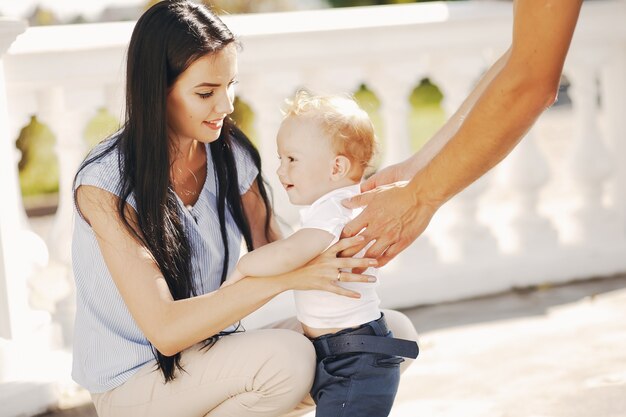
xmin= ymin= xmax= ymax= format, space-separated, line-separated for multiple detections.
xmin=312 ymin=314 xmax=419 ymax=360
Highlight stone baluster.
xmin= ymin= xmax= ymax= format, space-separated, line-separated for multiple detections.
xmin=494 ymin=125 xmax=558 ymax=253
xmin=365 ymin=64 xmax=439 ymax=265
xmin=0 ymin=23 xmax=63 ymax=415
xmin=430 ymin=54 xmax=482 ymax=118
xmin=37 ymin=87 xmax=90 ymax=264
xmin=0 ymin=19 xmax=30 ymax=342
xmin=560 ymin=54 xmax=619 ymax=245
xmin=600 ymin=48 xmax=626 ymax=238
xmin=485 ymin=40 xmax=558 ymax=254
xmin=367 ymin=64 xmax=417 ymax=168
xmin=304 ymin=66 xmax=363 ymax=96
xmin=36 ymin=87 xmax=91 ymax=347
xmin=428 ymin=58 xmax=499 ymax=262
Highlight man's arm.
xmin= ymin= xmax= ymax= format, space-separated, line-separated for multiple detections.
xmin=342 ymin=0 xmax=583 ymax=265
xmin=362 ymin=49 xmax=513 ymax=191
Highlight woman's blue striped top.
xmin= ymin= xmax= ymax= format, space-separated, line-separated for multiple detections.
xmin=71 ymin=137 xmax=258 ymax=393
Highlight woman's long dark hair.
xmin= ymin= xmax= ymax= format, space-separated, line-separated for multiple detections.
xmin=73 ymin=0 xmax=274 ymax=382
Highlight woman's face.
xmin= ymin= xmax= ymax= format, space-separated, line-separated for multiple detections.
xmin=166 ymin=43 xmax=238 ymax=145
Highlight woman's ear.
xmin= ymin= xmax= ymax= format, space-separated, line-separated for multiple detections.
xmin=331 ymin=155 xmax=352 ymax=180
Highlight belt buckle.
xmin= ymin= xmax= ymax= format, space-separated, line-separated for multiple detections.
xmin=314 ymin=337 xmax=332 ymax=359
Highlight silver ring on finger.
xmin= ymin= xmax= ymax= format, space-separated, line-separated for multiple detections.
xmin=336 ymin=270 xmax=342 ymax=282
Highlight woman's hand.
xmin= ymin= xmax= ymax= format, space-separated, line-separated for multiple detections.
xmin=281 ymin=235 xmax=378 ymax=299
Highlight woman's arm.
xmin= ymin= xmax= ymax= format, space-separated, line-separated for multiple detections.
xmin=77 ymin=185 xmax=373 ymax=356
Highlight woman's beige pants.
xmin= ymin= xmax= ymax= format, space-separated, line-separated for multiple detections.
xmin=91 ymin=310 xmax=418 ymax=417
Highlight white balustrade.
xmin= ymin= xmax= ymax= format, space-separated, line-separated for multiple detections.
xmin=0 ymin=18 xmax=29 ymax=342
xmin=561 ymin=54 xmax=618 ymax=245
xmin=600 ymin=46 xmax=626 ymax=237
xmin=303 ymin=66 xmax=364 ymax=97
xmin=427 ymin=55 xmax=500 ymax=263
xmin=1 ymin=1 xmax=626 ymax=411
xmin=0 ymin=17 xmax=64 ymax=417
xmin=367 ymin=63 xmax=417 ymax=168
xmin=430 ymin=53 xmax=484 ymax=118
xmin=493 ymin=126 xmax=558 ymax=254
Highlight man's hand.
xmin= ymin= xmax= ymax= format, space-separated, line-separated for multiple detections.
xmin=361 ymin=159 xmax=414 ymax=193
xmin=341 ymin=180 xmax=438 ymax=268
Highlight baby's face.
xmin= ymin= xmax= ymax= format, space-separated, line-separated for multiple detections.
xmin=276 ymin=116 xmax=337 ymax=205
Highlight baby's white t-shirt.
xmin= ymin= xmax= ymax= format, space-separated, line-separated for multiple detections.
xmin=294 ymin=184 xmax=381 ymax=329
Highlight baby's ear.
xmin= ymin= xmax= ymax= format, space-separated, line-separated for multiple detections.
xmin=332 ymin=155 xmax=352 ymax=180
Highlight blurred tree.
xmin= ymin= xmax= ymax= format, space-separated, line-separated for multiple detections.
xmin=328 ymin=0 xmax=462 ymax=5
xmin=27 ymin=6 xmax=59 ymax=26
xmin=409 ymin=78 xmax=445 ymax=151
xmin=145 ymin=0 xmax=306 ymax=14
xmin=144 ymin=0 xmax=162 ymax=11
xmin=68 ymin=14 xmax=89 ymax=24
xmin=201 ymin=0 xmax=302 ymax=14
xmin=15 ymin=116 xmax=59 ymax=196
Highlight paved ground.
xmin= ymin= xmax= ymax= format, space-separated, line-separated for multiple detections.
xmin=36 ymin=274 xmax=626 ymax=417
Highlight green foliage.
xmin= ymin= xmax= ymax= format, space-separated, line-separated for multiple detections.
xmin=15 ymin=116 xmax=59 ymax=196
xmin=410 ymin=78 xmax=443 ymax=107
xmin=409 ymin=78 xmax=446 ymax=151
xmin=28 ymin=7 xmax=59 ymax=26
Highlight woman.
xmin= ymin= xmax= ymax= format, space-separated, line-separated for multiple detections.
xmin=71 ymin=1 xmax=417 ymax=416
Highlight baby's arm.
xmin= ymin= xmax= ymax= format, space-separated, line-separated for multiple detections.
xmin=223 ymin=228 xmax=335 ymax=286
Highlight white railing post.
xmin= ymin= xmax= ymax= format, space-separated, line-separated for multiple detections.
xmin=365 ymin=63 xmax=442 ymax=302
xmin=560 ymin=52 xmax=620 ymax=245
xmin=430 ymin=53 xmax=485 ymax=118
xmin=494 ymin=126 xmax=558 ymax=253
xmin=35 ymin=87 xmax=91 ymax=348
xmin=0 ymin=18 xmax=29 ymax=342
xmin=0 ymin=18 xmax=64 ymax=417
xmin=368 ymin=64 xmax=416 ymax=168
xmin=37 ymin=88 xmax=90 ymax=264
xmin=600 ymin=46 xmax=626 ymax=237
xmin=428 ymin=58 xmax=499 ymax=262
xmin=303 ymin=66 xmax=363 ymax=96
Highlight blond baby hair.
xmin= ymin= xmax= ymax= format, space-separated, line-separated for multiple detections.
xmin=283 ymin=90 xmax=376 ymax=181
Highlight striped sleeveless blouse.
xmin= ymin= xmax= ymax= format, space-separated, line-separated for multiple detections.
xmin=71 ymin=136 xmax=258 ymax=393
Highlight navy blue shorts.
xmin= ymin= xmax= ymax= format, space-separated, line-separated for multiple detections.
xmin=310 ymin=319 xmax=406 ymax=417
